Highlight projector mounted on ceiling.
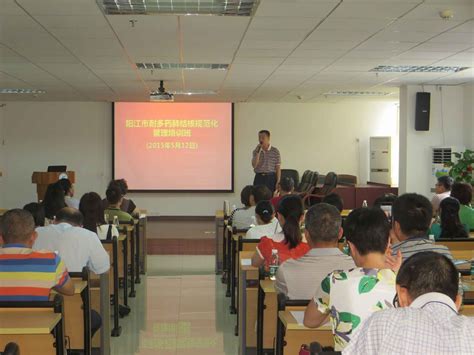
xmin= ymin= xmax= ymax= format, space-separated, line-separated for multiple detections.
xmin=150 ymin=81 xmax=174 ymax=102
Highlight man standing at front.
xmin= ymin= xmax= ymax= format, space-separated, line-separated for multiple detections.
xmin=252 ymin=130 xmax=281 ymax=193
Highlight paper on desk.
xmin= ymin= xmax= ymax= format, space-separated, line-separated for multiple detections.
xmin=290 ymin=311 xmax=331 ymax=328
xmin=241 ymin=259 xmax=252 ymax=266
xmin=290 ymin=311 xmax=305 ymax=326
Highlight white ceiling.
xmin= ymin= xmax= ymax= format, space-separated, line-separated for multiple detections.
xmin=0 ymin=0 xmax=473 ymax=102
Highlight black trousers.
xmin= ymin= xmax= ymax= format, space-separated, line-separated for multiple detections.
xmin=91 ymin=309 xmax=102 ymax=338
xmin=253 ymin=173 xmax=277 ymax=193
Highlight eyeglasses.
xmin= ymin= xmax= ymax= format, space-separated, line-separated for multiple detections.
xmin=393 ymin=294 xmax=400 ymax=308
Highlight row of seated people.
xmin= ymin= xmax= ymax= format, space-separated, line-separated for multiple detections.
xmin=232 ymin=177 xmax=474 ymax=242
xmin=0 ymin=178 xmax=140 ymax=347
xmin=228 ymin=185 xmax=474 ymax=352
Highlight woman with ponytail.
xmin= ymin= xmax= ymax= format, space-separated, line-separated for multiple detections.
xmin=429 ymin=197 xmax=469 ymax=239
xmin=251 ymin=195 xmax=309 ymax=267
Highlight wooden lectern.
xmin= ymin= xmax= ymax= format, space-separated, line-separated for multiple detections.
xmin=31 ymin=171 xmax=75 ymax=202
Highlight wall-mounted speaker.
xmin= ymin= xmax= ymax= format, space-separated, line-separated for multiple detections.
xmin=415 ymin=92 xmax=430 ymax=131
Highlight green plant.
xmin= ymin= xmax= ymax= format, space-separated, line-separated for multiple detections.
xmin=446 ymin=149 xmax=474 ymax=184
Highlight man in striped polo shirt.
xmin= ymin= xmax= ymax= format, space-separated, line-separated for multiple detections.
xmin=252 ymin=130 xmax=281 ymax=193
xmin=0 ymin=209 xmax=74 ymax=301
xmin=391 ymin=193 xmax=453 ymax=261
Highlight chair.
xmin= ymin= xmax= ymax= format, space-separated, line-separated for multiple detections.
xmin=303 ymin=172 xmax=338 ymax=207
xmin=2 ymin=343 xmax=20 ymax=355
xmin=280 ymin=169 xmax=300 ymax=187
xmin=296 ymin=170 xmax=313 ymax=193
xmin=337 ymin=174 xmax=357 ymax=186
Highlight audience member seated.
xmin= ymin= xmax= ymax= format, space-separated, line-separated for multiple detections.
xmin=270 ymin=177 xmax=294 ymax=209
xmin=228 ymin=185 xmax=253 ymax=226
xmin=322 ymin=193 xmax=344 ymax=213
xmin=34 ymin=207 xmax=109 ymax=337
xmin=245 ymin=200 xmax=281 ymax=239
xmin=373 ymin=193 xmax=397 ymax=209
xmin=429 ymin=197 xmax=469 ymax=240
xmin=344 ymin=252 xmax=474 ymax=354
xmin=103 ymin=179 xmax=139 ymax=218
xmin=450 ymin=182 xmax=474 ymax=231
xmin=233 ymin=185 xmax=272 ymax=230
xmin=390 ymin=193 xmax=453 ymax=261
xmin=80 ymin=192 xmax=119 ymax=240
xmin=251 ymin=195 xmax=309 ymax=268
xmin=0 ymin=209 xmax=74 ymax=300
xmin=42 ymin=182 xmax=67 ymax=221
xmin=23 ymin=202 xmax=45 ymax=227
xmin=57 ymin=178 xmax=80 ymax=210
xmin=431 ymin=175 xmax=453 ymax=216
xmin=104 ymin=186 xmax=134 ymax=223
xmin=304 ymin=208 xmax=397 ymax=351
xmin=275 ymin=203 xmax=354 ymax=299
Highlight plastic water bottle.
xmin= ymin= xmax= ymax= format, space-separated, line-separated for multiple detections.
xmin=113 ymin=215 xmax=120 ymax=228
xmin=269 ymin=249 xmax=279 ymax=280
xmin=471 ymin=260 xmax=474 ymax=281
xmin=362 ymin=200 xmax=368 ymax=208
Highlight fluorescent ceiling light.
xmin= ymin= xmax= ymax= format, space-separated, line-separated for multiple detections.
xmin=0 ymin=88 xmax=46 ymax=94
xmin=173 ymin=90 xmax=216 ymax=95
xmin=371 ymin=65 xmax=469 ymax=73
xmin=102 ymin=0 xmax=260 ymax=16
xmin=137 ymin=63 xmax=228 ymax=70
xmin=323 ymin=91 xmax=393 ymax=97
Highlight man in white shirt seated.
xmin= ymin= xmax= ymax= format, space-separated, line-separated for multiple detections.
xmin=344 ymin=251 xmax=474 ymax=354
xmin=245 ymin=200 xmax=281 ymax=239
xmin=275 ymin=203 xmax=355 ymax=300
xmin=34 ymin=207 xmax=110 ymax=337
xmin=431 ymin=175 xmax=453 ymax=216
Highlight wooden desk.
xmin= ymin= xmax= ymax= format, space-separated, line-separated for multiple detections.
xmin=215 ymin=209 xmax=225 ymax=274
xmin=238 ymin=251 xmax=258 ymax=355
xmin=90 ymin=272 xmax=111 ymax=355
xmin=257 ymin=279 xmax=278 ymax=353
xmin=138 ymin=214 xmax=148 ymax=275
xmin=278 ymin=310 xmax=333 ymax=355
xmin=0 ymin=310 xmax=64 ymax=355
xmin=340 ymin=209 xmax=351 ymax=218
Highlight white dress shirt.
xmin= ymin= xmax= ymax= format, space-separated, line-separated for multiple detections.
xmin=344 ymin=292 xmax=474 ymax=354
xmin=34 ymin=223 xmax=110 ymax=275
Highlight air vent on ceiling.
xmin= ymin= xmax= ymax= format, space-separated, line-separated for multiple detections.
xmin=0 ymin=88 xmax=46 ymax=94
xmin=136 ymin=63 xmax=228 ymax=70
xmin=370 ymin=65 xmax=469 ymax=73
xmin=323 ymin=91 xmax=393 ymax=97
xmin=102 ymin=0 xmax=260 ymax=16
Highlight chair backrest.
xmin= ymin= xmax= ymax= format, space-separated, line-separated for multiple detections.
xmin=320 ymin=172 xmax=338 ymax=195
xmin=337 ymin=174 xmax=357 ymax=186
xmin=309 ymin=171 xmax=319 ymax=187
xmin=280 ymin=169 xmax=300 ymax=188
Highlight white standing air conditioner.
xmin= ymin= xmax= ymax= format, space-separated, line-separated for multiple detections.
xmin=431 ymin=146 xmax=464 ymax=186
xmin=370 ymin=137 xmax=392 ymax=185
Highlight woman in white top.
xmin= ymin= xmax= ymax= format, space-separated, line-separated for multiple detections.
xmin=245 ymin=200 xmax=281 ymax=239
xmin=79 ymin=192 xmax=119 ymax=240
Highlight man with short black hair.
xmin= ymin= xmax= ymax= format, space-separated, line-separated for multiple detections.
xmin=275 ymin=203 xmax=354 ymax=299
xmin=344 ymin=252 xmax=474 ymax=354
xmin=391 ymin=193 xmax=453 ymax=261
xmin=322 ymin=193 xmax=344 ymax=213
xmin=0 ymin=209 xmax=74 ymax=300
xmin=304 ymin=208 xmax=397 ymax=351
xmin=34 ymin=207 xmax=109 ymax=337
xmin=431 ymin=175 xmax=453 ymax=215
xmin=252 ymin=130 xmax=281 ymax=193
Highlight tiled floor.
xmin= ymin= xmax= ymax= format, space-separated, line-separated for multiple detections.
xmin=110 ymin=255 xmax=239 ymax=355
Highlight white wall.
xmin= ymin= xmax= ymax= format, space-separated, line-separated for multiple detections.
xmin=464 ymin=84 xmax=474 ymax=150
xmin=0 ymin=100 xmax=399 ymax=216
xmin=399 ymin=84 xmax=473 ymax=198
xmin=0 ymin=104 xmax=5 ymax=208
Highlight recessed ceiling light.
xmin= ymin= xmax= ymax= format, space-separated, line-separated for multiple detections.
xmin=0 ymin=88 xmax=46 ymax=94
xmin=136 ymin=63 xmax=229 ymax=70
xmin=323 ymin=91 xmax=393 ymax=96
xmin=371 ymin=65 xmax=469 ymax=73
xmin=102 ymin=0 xmax=260 ymax=16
